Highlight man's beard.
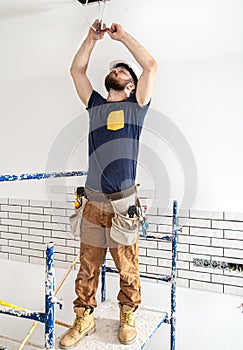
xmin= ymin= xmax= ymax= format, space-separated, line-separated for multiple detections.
xmin=105 ymin=72 xmax=131 ymax=92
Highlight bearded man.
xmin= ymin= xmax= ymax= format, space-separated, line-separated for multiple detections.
xmin=59 ymin=19 xmax=157 ymax=349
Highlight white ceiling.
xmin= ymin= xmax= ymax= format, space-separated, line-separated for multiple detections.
xmin=0 ymin=0 xmax=242 ymax=81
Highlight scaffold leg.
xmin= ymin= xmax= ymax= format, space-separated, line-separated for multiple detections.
xmin=171 ymin=200 xmax=178 ymax=350
xmin=45 ymin=243 xmax=55 ymax=350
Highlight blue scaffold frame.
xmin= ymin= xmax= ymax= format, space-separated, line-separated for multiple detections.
xmin=0 ymin=171 xmax=88 ymax=182
xmin=0 ymin=243 xmax=55 ymax=350
xmin=0 ymin=170 xmax=178 ymax=350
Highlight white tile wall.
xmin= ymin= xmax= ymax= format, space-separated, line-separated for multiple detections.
xmin=0 ymin=197 xmax=243 ymax=296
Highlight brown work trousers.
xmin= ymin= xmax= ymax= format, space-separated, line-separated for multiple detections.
xmin=73 ymin=199 xmax=141 ymax=309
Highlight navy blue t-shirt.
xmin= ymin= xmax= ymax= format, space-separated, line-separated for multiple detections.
xmin=85 ymin=90 xmax=150 ymax=194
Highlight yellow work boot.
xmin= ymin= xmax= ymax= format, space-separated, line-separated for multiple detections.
xmin=59 ymin=307 xmax=95 ymax=349
xmin=118 ymin=303 xmax=138 ymax=345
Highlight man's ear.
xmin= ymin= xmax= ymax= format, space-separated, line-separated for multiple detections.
xmin=127 ymin=82 xmax=135 ymax=92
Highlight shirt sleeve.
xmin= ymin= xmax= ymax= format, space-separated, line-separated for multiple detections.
xmin=86 ymin=90 xmax=106 ymax=110
xmin=127 ymin=92 xmax=151 ymax=109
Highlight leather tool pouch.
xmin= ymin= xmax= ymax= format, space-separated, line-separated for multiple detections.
xmin=110 ymin=193 xmax=140 ymax=245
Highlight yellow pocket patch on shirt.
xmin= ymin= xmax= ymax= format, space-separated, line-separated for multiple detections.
xmin=107 ymin=110 xmax=124 ymax=131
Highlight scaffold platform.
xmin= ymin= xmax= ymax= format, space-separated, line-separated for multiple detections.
xmin=56 ymin=301 xmax=168 ymax=350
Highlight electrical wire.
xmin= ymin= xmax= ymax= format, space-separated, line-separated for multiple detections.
xmin=99 ymin=0 xmax=107 ymax=28
xmin=85 ymin=0 xmax=107 ymax=33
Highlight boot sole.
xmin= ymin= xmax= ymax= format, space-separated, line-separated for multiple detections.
xmin=119 ymin=334 xmax=137 ymax=345
xmin=59 ymin=326 xmax=96 ymax=349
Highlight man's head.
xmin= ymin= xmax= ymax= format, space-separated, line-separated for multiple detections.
xmin=105 ymin=60 xmax=140 ymax=93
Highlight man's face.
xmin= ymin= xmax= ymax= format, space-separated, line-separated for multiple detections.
xmin=105 ymin=66 xmax=134 ymax=92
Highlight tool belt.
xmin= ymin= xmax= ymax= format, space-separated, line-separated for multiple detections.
xmin=69 ymin=185 xmax=148 ymax=244
xmin=84 ymin=186 xmax=136 ymax=202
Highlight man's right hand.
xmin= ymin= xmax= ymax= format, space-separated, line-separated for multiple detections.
xmin=88 ymin=19 xmax=107 ymax=41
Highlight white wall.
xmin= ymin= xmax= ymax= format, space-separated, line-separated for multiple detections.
xmin=0 ymin=0 xmax=242 ymax=211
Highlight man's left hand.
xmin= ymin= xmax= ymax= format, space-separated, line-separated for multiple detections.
xmin=107 ymin=23 xmax=125 ymax=41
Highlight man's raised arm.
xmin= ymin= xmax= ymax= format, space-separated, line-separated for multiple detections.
xmin=70 ymin=20 xmax=106 ymax=107
xmin=107 ymin=23 xmax=157 ymax=107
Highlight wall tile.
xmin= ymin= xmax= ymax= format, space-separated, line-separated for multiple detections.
xmin=1 ymin=196 xmax=243 ymax=298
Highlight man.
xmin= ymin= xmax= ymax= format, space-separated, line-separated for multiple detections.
xmin=59 ymin=20 xmax=157 ymax=349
